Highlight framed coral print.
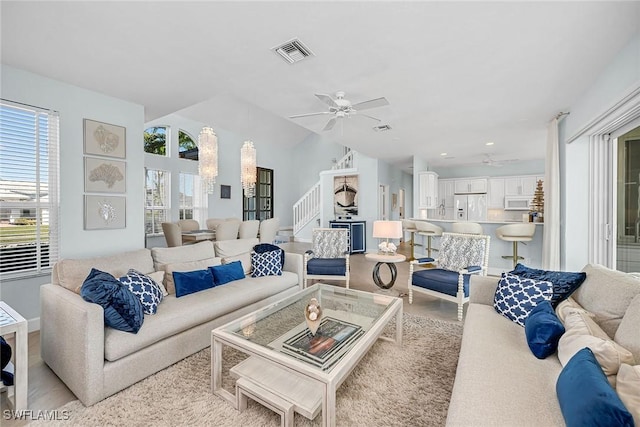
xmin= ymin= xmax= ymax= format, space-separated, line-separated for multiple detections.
xmin=84 ymin=157 xmax=126 ymax=193
xmin=84 ymin=119 xmax=126 ymax=158
xmin=84 ymin=195 xmax=126 ymax=230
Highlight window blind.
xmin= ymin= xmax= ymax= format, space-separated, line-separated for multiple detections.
xmin=0 ymin=100 xmax=60 ymax=277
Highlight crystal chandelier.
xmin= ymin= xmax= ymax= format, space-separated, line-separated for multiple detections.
xmin=240 ymin=140 xmax=257 ymax=197
xmin=198 ymin=127 xmax=218 ymax=194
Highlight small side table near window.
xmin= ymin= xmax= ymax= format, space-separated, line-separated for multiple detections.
xmin=365 ymin=253 xmax=406 ymax=296
xmin=0 ymin=302 xmax=28 ymax=411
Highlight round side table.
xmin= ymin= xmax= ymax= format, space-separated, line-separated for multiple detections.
xmin=364 ymin=253 xmax=406 ymax=296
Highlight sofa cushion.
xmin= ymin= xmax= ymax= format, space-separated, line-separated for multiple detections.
xmin=525 ymin=300 xmax=565 ymax=359
xmin=118 ymin=269 xmax=164 ymax=315
xmin=493 ymin=273 xmax=553 ymax=327
xmin=510 ymin=263 xmax=586 ymax=307
xmin=558 ymin=310 xmax=634 ymax=376
xmin=163 ymin=258 xmax=220 ymax=295
xmin=54 ymin=249 xmax=154 ymax=294
xmin=173 ymin=269 xmax=215 ymax=298
xmin=617 ymin=364 xmax=640 ymax=426
xmin=80 ymin=268 xmax=144 ymax=334
xmin=209 ymin=261 xmax=245 ymax=286
xmin=571 ymin=264 xmax=640 ymax=338
xmin=556 ymin=348 xmax=633 ymax=427
xmin=554 ymin=296 xmax=590 ymax=323
xmin=251 ymin=250 xmax=283 ymax=278
xmin=148 ymin=271 xmax=168 ymax=296
xmin=615 ymin=293 xmax=640 ymax=364
xmin=103 ymin=271 xmax=299 ymax=361
xmin=222 ymin=252 xmax=252 ymax=275
xmin=412 ymin=268 xmax=471 ymax=297
xmin=151 ymin=241 xmax=215 ymax=270
xmin=306 ymin=258 xmax=346 ymax=276
xmin=215 ymin=238 xmax=257 ymax=274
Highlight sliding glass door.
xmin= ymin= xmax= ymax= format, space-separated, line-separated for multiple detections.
xmin=616 ymin=125 xmax=640 ymax=272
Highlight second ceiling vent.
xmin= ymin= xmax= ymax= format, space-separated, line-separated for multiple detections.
xmin=273 ymin=38 xmax=314 ymax=64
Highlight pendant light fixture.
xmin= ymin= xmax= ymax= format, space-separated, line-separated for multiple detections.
xmin=198 ymin=127 xmax=218 ymax=194
xmin=240 ymin=140 xmax=257 ymax=197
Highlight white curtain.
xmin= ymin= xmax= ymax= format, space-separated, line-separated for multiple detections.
xmin=543 ymin=118 xmax=560 ymax=269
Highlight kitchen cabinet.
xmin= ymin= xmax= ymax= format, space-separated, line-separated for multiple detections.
xmin=488 ymin=178 xmax=505 ymax=209
xmin=418 ymin=171 xmax=438 ymax=209
xmin=454 ymin=178 xmax=488 ymax=194
xmin=438 ymin=179 xmax=455 ymax=208
xmin=329 ymin=220 xmax=366 ymax=254
xmin=505 ymin=176 xmax=538 ymax=197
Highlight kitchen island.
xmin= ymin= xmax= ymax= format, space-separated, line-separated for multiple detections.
xmin=410 ymin=218 xmax=544 ymax=274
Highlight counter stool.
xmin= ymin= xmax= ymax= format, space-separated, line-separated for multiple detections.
xmin=452 ymin=222 xmax=483 ymax=235
xmin=496 ymin=223 xmax=536 ymax=268
xmin=402 ymin=220 xmax=419 ymax=261
xmin=414 ymin=221 xmax=443 ymax=258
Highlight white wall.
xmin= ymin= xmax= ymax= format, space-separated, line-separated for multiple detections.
xmin=560 ymin=34 xmax=640 ymax=271
xmin=377 ymin=160 xmax=413 ymax=221
xmin=432 ymin=160 xmax=545 ymax=179
xmin=292 ymin=133 xmax=346 ymax=200
xmin=1 ymin=65 xmax=144 ymax=323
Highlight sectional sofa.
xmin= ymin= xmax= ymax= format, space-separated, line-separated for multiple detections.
xmin=40 ymin=238 xmax=303 ymax=406
xmin=446 ymin=264 xmax=640 ymax=426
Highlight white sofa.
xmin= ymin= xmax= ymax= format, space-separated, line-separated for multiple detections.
xmin=40 ymin=239 xmax=303 ymax=406
xmin=446 ymin=264 xmax=640 ymax=426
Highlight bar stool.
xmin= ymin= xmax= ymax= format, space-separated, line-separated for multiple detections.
xmin=402 ymin=219 xmax=418 ymax=261
xmin=496 ymin=223 xmax=536 ymax=268
xmin=414 ymin=221 xmax=443 ymax=258
xmin=452 ymin=222 xmax=483 ymax=235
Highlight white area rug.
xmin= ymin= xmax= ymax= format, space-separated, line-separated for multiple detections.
xmin=35 ymin=314 xmax=462 ymax=426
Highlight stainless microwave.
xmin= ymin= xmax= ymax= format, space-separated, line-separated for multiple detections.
xmin=504 ymin=197 xmax=531 ymax=210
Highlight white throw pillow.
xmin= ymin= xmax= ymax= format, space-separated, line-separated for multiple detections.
xmin=148 ymin=271 xmax=168 ymax=296
xmin=616 ymin=364 xmax=640 ymax=426
xmin=164 ymin=258 xmax=220 ymax=294
xmin=222 ymin=252 xmax=252 ymax=275
xmin=558 ymin=311 xmax=635 ymax=376
xmin=555 ymin=296 xmax=591 ymax=323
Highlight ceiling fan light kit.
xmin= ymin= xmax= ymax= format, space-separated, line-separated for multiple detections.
xmin=290 ymin=91 xmax=389 ymax=131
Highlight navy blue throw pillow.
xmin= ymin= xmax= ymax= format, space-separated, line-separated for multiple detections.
xmin=209 ymin=261 xmax=245 ymax=286
xmin=253 ymin=243 xmax=285 ymax=268
xmin=80 ymin=268 xmax=144 ymax=333
xmin=556 ymin=348 xmax=634 ymax=427
xmin=510 ymin=263 xmax=586 ymax=307
xmin=173 ymin=269 xmax=215 ymax=298
xmin=524 ymin=301 xmax=565 ymax=359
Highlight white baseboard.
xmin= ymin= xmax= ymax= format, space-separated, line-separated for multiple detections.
xmin=28 ymin=317 xmax=40 ymax=332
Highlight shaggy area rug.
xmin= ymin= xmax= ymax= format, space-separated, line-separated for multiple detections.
xmin=34 ymin=314 xmax=462 ymax=427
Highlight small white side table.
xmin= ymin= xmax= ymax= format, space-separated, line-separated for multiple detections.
xmin=365 ymin=253 xmax=407 ymax=296
xmin=0 ymin=301 xmax=28 ymax=411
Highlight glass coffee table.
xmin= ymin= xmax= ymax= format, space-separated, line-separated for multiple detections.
xmin=211 ymin=284 xmax=402 ymax=427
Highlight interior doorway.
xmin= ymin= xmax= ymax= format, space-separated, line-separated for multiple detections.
xmin=399 ymin=188 xmax=406 ymax=219
xmin=378 ymin=184 xmax=389 ymax=220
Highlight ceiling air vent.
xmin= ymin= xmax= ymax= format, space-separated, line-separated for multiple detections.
xmin=373 ymin=124 xmax=392 ymax=132
xmin=273 ymin=38 xmax=314 ymax=64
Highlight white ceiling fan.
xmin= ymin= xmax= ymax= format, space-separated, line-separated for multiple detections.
xmin=289 ymin=91 xmax=389 ymax=131
xmin=482 ymin=154 xmax=519 ymax=167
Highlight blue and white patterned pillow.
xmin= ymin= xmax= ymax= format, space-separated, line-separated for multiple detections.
xmin=251 ymin=250 xmax=283 ymax=278
xmin=493 ymin=272 xmax=553 ymax=326
xmin=118 ymin=269 xmax=164 ymax=315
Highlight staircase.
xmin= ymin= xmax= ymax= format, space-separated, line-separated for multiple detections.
xmin=293 ymin=151 xmax=355 ymax=236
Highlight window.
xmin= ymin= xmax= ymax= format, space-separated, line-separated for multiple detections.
xmin=145 ymin=168 xmax=169 ymax=235
xmin=179 ymin=172 xmax=207 ymax=224
xmin=178 ymin=130 xmax=198 ymax=160
xmin=144 ymin=126 xmax=168 ymax=156
xmin=616 ymin=125 xmax=640 ymax=272
xmin=243 ymin=167 xmax=273 ymax=220
xmin=0 ymin=100 xmax=59 ymax=277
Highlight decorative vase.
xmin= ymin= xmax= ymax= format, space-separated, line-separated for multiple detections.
xmin=304 ymin=298 xmax=323 ymax=336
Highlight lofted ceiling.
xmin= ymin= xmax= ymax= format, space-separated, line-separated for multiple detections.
xmin=2 ymin=1 xmax=639 ymax=171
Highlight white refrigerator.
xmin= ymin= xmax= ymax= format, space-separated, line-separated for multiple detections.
xmin=454 ymin=194 xmax=487 ymax=221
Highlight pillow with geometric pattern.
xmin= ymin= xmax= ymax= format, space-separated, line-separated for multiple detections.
xmin=493 ymin=272 xmax=553 ymax=327
xmin=251 ymin=250 xmax=283 ymax=278
xmin=118 ymin=269 xmax=164 ymax=315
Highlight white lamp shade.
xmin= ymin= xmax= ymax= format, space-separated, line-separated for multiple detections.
xmin=372 ymin=220 xmax=403 ymax=239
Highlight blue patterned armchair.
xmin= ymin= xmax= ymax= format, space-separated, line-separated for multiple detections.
xmin=408 ymin=232 xmax=490 ymax=321
xmin=304 ymin=228 xmax=350 ymax=288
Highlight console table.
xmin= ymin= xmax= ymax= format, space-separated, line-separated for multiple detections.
xmin=0 ymin=301 xmax=27 ymax=411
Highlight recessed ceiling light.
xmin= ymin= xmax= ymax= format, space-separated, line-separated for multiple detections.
xmin=440 ymin=152 xmax=447 ymax=156
xmin=486 ymin=142 xmax=494 ymax=146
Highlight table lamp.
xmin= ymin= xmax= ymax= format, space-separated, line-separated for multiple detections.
xmin=372 ymin=220 xmax=403 ymax=255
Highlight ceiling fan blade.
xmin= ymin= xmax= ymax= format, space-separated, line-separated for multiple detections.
xmin=289 ymin=111 xmax=333 ymax=119
xmin=351 ymin=97 xmax=389 ymax=111
xmin=323 ymin=117 xmax=337 ymax=131
xmin=359 ymin=113 xmax=381 ymax=122
xmin=315 ymin=94 xmax=338 ymax=108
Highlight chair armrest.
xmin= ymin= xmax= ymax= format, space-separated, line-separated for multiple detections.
xmin=304 ymin=250 xmax=313 ymax=255
xmin=283 ymin=252 xmax=303 ymax=289
xmin=469 ymin=275 xmax=500 ymax=305
xmin=460 ymin=265 xmax=483 ymax=275
xmin=410 ymin=257 xmax=436 ymax=267
xmin=40 ymin=284 xmax=105 ymax=406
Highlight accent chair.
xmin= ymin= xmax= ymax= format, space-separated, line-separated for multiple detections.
xmin=177 ymin=219 xmax=200 ymax=232
xmin=304 ymin=228 xmax=350 ymax=288
xmin=408 ymin=232 xmax=490 ymax=321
